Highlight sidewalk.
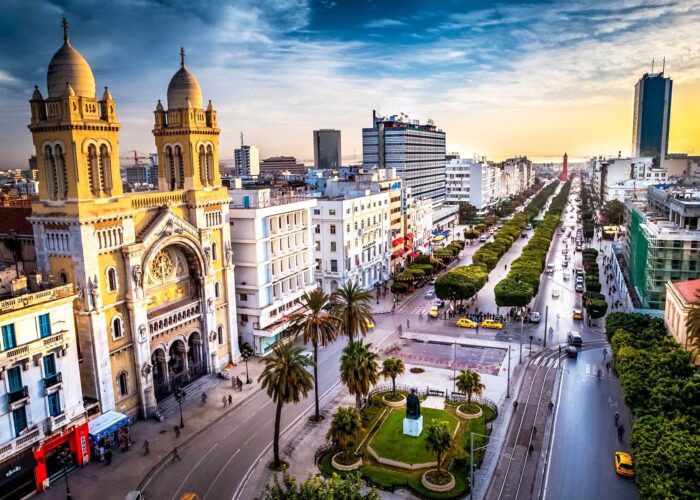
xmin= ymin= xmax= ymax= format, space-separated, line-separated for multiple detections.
xmin=41 ymin=359 xmax=265 ymax=500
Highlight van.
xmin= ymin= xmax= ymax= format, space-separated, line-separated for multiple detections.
xmin=568 ymin=331 xmax=583 ymax=346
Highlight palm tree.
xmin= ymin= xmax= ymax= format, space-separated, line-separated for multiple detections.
xmin=258 ymin=342 xmax=314 ymax=469
xmin=380 ymin=357 xmax=405 ymax=395
xmin=685 ymin=292 xmax=700 ymax=361
xmin=425 ymin=420 xmax=452 ymax=473
xmin=455 ymin=369 xmax=485 ymax=409
xmin=288 ymin=289 xmax=338 ymax=422
xmin=326 ymin=406 xmax=362 ymax=452
xmin=340 ymin=340 xmax=379 ymax=410
xmin=331 ymin=281 xmax=374 ymax=342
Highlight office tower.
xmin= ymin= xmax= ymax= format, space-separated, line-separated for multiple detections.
xmin=313 ymin=129 xmax=342 ymax=170
xmin=363 ymin=111 xmax=446 ymax=203
xmin=259 ymin=156 xmax=307 ymax=176
xmin=234 ymin=145 xmax=260 ymax=177
xmin=631 ymin=70 xmax=673 ymax=158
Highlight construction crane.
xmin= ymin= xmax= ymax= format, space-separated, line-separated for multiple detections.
xmin=119 ymin=150 xmax=151 ymax=166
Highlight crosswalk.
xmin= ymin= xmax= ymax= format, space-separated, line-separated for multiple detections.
xmin=531 ymin=356 xmax=559 ymax=368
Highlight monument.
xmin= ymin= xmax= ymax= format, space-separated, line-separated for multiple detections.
xmin=403 ymin=388 xmax=423 ymax=437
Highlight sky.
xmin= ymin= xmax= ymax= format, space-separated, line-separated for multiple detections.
xmin=1 ymin=0 xmax=699 ymax=168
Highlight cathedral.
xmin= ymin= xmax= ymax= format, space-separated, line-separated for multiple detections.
xmin=27 ymin=20 xmax=240 ymax=419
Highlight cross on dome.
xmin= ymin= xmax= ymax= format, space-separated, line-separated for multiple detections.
xmin=180 ymin=47 xmax=185 ymax=67
xmin=61 ymin=17 xmax=69 ymax=42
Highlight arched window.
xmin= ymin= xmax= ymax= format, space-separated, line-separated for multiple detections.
xmin=112 ymin=315 xmax=123 ymax=339
xmin=60 ymin=272 xmax=68 ymax=284
xmin=214 ymin=281 xmax=221 ymax=298
xmin=54 ymin=144 xmax=68 ymax=200
xmin=107 ymin=267 xmax=118 ymax=292
xmin=116 ymin=371 xmax=128 ymax=397
xmin=166 ymin=146 xmax=176 ymax=191
xmin=211 ymin=241 xmax=218 ymax=261
xmin=99 ymin=144 xmax=112 ymax=194
xmin=199 ymin=145 xmax=207 ymax=185
xmin=217 ymin=325 xmax=224 ymax=345
xmin=175 ymin=146 xmax=185 ymax=189
xmin=44 ymin=145 xmax=58 ymax=200
xmin=206 ymin=145 xmax=215 ymax=186
xmin=87 ymin=144 xmax=100 ymax=195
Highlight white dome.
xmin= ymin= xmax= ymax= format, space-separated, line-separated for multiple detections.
xmin=47 ymin=40 xmax=95 ymax=99
xmin=167 ymin=65 xmax=203 ymax=110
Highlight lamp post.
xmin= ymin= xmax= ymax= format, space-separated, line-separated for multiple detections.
xmin=452 ymin=337 xmax=457 ymax=394
xmin=174 ymin=387 xmax=186 ymax=428
xmin=57 ymin=446 xmax=73 ymax=500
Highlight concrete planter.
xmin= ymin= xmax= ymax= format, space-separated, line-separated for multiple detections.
xmin=367 ymin=444 xmax=437 ymax=470
xmin=456 ymin=403 xmax=483 ymax=420
xmin=421 ymin=469 xmax=455 ymax=492
xmin=382 ymin=394 xmax=406 ymax=408
xmin=331 ymin=452 xmax=362 ymax=471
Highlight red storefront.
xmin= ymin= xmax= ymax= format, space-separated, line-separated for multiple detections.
xmin=32 ymin=421 xmax=90 ymax=492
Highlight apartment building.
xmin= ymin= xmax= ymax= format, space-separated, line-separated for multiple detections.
xmin=664 ymin=278 xmax=700 ymax=364
xmin=229 ymin=188 xmax=317 ymax=355
xmin=445 ymin=158 xmax=499 ymax=210
xmin=498 ymin=157 xmax=534 ymax=199
xmin=0 ymin=277 xmax=88 ymax=497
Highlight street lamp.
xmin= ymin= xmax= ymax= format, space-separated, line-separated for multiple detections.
xmin=174 ymin=387 xmax=186 ymax=428
xmin=57 ymin=446 xmax=73 ymax=500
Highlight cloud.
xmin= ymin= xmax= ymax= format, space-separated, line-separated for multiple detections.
xmin=363 ymin=18 xmax=405 ymax=28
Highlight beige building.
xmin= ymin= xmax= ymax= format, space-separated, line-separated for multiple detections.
xmin=664 ymin=278 xmax=700 ymax=364
xmin=27 ymin=23 xmax=238 ymax=419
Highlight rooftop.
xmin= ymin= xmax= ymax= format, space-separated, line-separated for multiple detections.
xmin=671 ymin=279 xmax=700 ymax=303
xmin=0 ymin=206 xmax=32 ymax=235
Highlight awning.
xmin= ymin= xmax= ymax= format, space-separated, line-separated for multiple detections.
xmin=88 ymin=411 xmax=132 ymax=444
xmin=432 ymin=235 xmax=445 ymax=242
xmin=405 ymin=243 xmax=414 ymax=250
xmin=432 ymin=231 xmax=440 ymax=236
xmin=405 ymin=233 xmax=414 ymax=239
xmin=392 ymin=237 xmax=404 ymax=246
xmin=409 ymin=251 xmax=421 ymax=258
xmin=442 ymin=231 xmax=451 ymax=236
xmin=392 ymin=249 xmax=405 ymax=258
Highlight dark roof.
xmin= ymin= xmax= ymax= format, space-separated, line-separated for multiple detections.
xmin=0 ymin=207 xmax=33 ymax=235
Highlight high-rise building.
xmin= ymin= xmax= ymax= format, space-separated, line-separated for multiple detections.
xmin=259 ymin=156 xmax=307 ymax=176
xmin=234 ymin=137 xmax=260 ymax=178
xmin=313 ymin=129 xmax=342 ymax=170
xmin=363 ymin=111 xmax=446 ymax=203
xmin=631 ymin=71 xmax=672 ymax=159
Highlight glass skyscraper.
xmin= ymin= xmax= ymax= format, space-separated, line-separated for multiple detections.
xmin=631 ymin=71 xmax=672 ymax=159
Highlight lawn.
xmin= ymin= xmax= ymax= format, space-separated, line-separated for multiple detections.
xmin=369 ymin=407 xmax=459 ymax=465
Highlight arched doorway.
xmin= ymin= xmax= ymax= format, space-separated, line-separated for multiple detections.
xmin=187 ymin=332 xmax=205 ymax=379
xmin=151 ymin=348 xmax=169 ymax=400
xmin=168 ymin=339 xmax=187 ymax=389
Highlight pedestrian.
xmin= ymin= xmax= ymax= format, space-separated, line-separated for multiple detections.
xmin=143 ymin=439 xmax=150 ymax=456
xmin=618 ymin=425 xmax=625 ymax=441
xmin=528 ymin=443 xmax=534 ymax=456
xmin=237 ymin=377 xmax=243 ymax=391
xmin=173 ymin=425 xmax=181 ymax=438
xmin=105 ymin=448 xmax=112 ymax=466
xmin=606 ymin=361 xmax=611 ymax=373
xmin=407 ymin=319 xmax=410 ymax=329
xmin=228 ymin=394 xmax=233 ymax=405
xmin=614 ymin=412 xmax=619 ymax=426
xmin=201 ymin=392 xmax=208 ymax=406
xmin=222 ymin=395 xmax=227 ymax=408
xmin=533 ymin=425 xmax=537 ymax=436
xmin=172 ymin=446 xmax=182 ymax=463
xmin=513 ymin=401 xmax=519 ymax=411
xmin=548 ymin=401 xmax=554 ymax=413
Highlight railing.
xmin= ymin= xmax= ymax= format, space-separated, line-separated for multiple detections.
xmin=8 ymin=386 xmax=29 ymax=404
xmin=0 ymin=427 xmax=44 ymax=463
xmin=0 ymin=284 xmax=74 ymax=314
xmin=49 ymin=413 xmax=67 ymax=433
xmin=43 ymin=372 xmax=63 ymax=390
xmin=0 ymin=332 xmax=66 ymax=369
xmin=148 ymin=301 xmax=201 ymax=337
xmin=314 ymin=442 xmax=336 ymax=466
xmin=130 ymin=191 xmax=188 ymax=209
xmin=448 ymin=393 xmax=499 ymax=413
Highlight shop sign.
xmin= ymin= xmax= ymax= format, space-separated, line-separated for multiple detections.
xmin=0 ymin=452 xmax=36 ymax=489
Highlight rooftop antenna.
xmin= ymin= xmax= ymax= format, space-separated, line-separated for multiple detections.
xmin=240 ymin=131 xmax=244 ymax=148
xmin=662 ymin=57 xmax=666 ymax=74
xmin=651 ymin=59 xmax=654 ymax=73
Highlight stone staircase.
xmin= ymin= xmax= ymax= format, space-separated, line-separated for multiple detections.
xmin=156 ymin=374 xmax=227 ymax=417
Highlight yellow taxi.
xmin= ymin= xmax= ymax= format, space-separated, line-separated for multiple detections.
xmin=455 ymin=317 xmax=478 ymax=328
xmin=481 ymin=319 xmax=503 ymax=330
xmin=572 ymin=309 xmax=583 ymax=320
xmin=614 ymin=451 xmax=634 ymax=477
xmin=428 ymin=305 xmax=440 ymax=318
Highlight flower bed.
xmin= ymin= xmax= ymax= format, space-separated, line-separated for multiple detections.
xmin=456 ymin=403 xmax=482 ymax=420
xmin=382 ymin=393 xmax=406 ymax=408
xmin=422 ymin=469 xmax=456 ymax=492
xmin=331 ymin=451 xmax=362 ymax=471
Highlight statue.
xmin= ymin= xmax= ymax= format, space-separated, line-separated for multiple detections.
xmin=403 ymin=388 xmax=423 ymax=437
xmin=89 ymin=275 xmax=100 ymax=310
xmin=406 ymin=388 xmax=421 ymax=419
xmin=224 ymin=241 xmax=233 ymax=266
xmin=132 ymin=265 xmax=143 ymax=290
xmin=75 ymin=281 xmax=85 ymax=309
xmin=204 ymin=246 xmax=211 ymax=268
xmin=137 ymin=324 xmax=147 ymax=343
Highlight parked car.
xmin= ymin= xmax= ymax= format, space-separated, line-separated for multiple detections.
xmin=575 ymin=245 xmax=582 ymax=251
xmin=572 ymin=309 xmax=583 ymax=320
xmin=529 ymin=312 xmax=541 ymax=323
xmin=565 ymin=345 xmax=578 ymax=358
xmin=575 ymin=283 xmax=584 ymax=292
xmin=479 ymin=236 xmax=487 ymax=243
xmin=552 ymin=288 xmax=560 ymax=298
xmin=456 ymin=317 xmax=478 ymax=328
xmin=425 ymin=290 xmax=435 ymax=299
xmin=429 ymin=305 xmax=440 ymax=318
xmin=567 ymin=331 xmax=583 ymax=346
xmin=562 ymin=259 xmax=569 ymax=268
xmin=481 ymin=319 xmax=503 ymax=329
xmin=546 ymin=264 xmax=555 ymax=274
xmin=364 ymin=319 xmax=375 ymax=329
xmin=614 ymin=452 xmax=635 ymax=477
xmin=563 ymin=273 xmax=570 ymax=281
xmin=429 ymin=278 xmax=437 ymax=285
xmin=526 ymin=223 xmax=533 ymax=230
xmin=434 ymin=299 xmax=446 ymax=309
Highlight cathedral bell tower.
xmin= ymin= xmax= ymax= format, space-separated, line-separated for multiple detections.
xmin=29 ymin=18 xmax=123 ymax=206
xmin=153 ymin=48 xmax=221 ymax=192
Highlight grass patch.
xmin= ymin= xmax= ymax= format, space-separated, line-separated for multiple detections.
xmin=383 ymin=392 xmax=406 ymax=402
xmin=334 ymin=451 xmax=359 ymax=465
xmin=457 ymin=403 xmax=481 ymax=414
xmin=370 ymin=408 xmax=458 ymax=465
xmin=426 ymin=469 xmax=453 ymax=485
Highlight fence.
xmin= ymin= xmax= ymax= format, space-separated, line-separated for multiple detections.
xmin=314 ymin=442 xmax=335 ymax=466
xmin=448 ymin=393 xmax=498 ymax=413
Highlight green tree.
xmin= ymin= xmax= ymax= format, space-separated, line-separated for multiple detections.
xmin=2 ymin=234 xmax=23 ymax=275
xmin=425 ymin=420 xmax=453 ymax=472
xmin=494 ymin=278 xmax=533 ymax=307
xmin=288 ymin=289 xmax=338 ymax=421
xmin=340 ymin=341 xmax=379 ymax=410
xmin=380 ymin=357 xmax=405 ymax=395
xmin=458 ymin=202 xmax=477 ymax=224
xmin=259 ymin=343 xmax=314 ymax=469
xmin=264 ymin=471 xmax=381 ymax=500
xmin=603 ymin=199 xmax=626 ymax=225
xmin=326 ymin=407 xmax=362 ymax=452
xmin=455 ymin=369 xmax=485 ymax=408
xmin=331 ymin=282 xmax=374 ymax=342
xmin=238 ymin=340 xmax=254 ymax=384
xmin=684 ymin=292 xmax=700 ymax=361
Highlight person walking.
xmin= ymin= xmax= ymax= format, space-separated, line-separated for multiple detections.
xmin=228 ymin=394 xmax=233 ymax=406
xmin=222 ymin=395 xmax=227 ymax=408
xmin=201 ymin=392 xmax=208 ymax=406
xmin=172 ymin=447 xmax=182 ymax=463
xmin=618 ymin=425 xmax=625 ymax=441
xmin=173 ymin=425 xmax=181 ymax=438
xmin=142 ymin=440 xmax=150 ymax=456
xmin=407 ymin=319 xmax=410 ymax=329
xmin=105 ymin=448 xmax=113 ymax=466
xmin=548 ymin=401 xmax=554 ymax=413
xmin=237 ymin=377 xmax=243 ymax=391
xmin=513 ymin=401 xmax=519 ymax=411
xmin=528 ymin=443 xmax=534 ymax=456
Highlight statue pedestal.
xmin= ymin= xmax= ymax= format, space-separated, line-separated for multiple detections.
xmin=403 ymin=415 xmax=423 ymax=437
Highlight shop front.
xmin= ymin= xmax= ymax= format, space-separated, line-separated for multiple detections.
xmin=0 ymin=449 xmax=37 ymax=500
xmin=32 ymin=421 xmax=90 ymax=492
xmin=87 ymin=411 xmax=133 ymax=462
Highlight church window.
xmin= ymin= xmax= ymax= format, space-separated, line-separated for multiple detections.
xmin=87 ymin=144 xmax=100 ymax=195
xmin=60 ymin=272 xmax=68 ymax=284
xmin=166 ymin=146 xmax=176 ymax=191
xmin=99 ymin=144 xmax=113 ymax=194
xmin=117 ymin=371 xmax=128 ymax=398
xmin=206 ymin=145 xmax=215 ymax=186
xmin=44 ymin=145 xmax=57 ymax=200
xmin=212 ymin=241 xmax=218 ymax=261
xmin=107 ymin=267 xmax=118 ymax=292
xmin=175 ymin=146 xmax=185 ymax=189
xmin=215 ymin=282 xmax=221 ymax=298
xmin=199 ymin=145 xmax=208 ymax=186
xmin=112 ymin=315 xmax=124 ymax=339
xmin=217 ymin=325 xmax=224 ymax=345
xmin=54 ymin=145 xmax=68 ymax=200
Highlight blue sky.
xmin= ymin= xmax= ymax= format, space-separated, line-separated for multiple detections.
xmin=1 ymin=0 xmax=699 ymax=168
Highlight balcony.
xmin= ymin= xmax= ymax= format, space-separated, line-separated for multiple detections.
xmin=0 ymin=427 xmax=44 ymax=463
xmin=48 ymin=413 xmax=67 ymax=433
xmin=43 ymin=372 xmax=63 ymax=393
xmin=0 ymin=331 xmax=68 ymax=370
xmin=148 ymin=300 xmax=202 ymax=337
xmin=8 ymin=386 xmax=29 ymax=409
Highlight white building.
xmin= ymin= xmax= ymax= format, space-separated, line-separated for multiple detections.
xmin=313 ymin=191 xmax=392 ymax=293
xmin=498 ymin=157 xmax=534 ymax=199
xmin=234 ymin=145 xmax=260 ymax=178
xmin=229 ymin=188 xmax=317 ymax=355
xmin=407 ymin=197 xmax=433 ymax=254
xmin=590 ymin=156 xmax=658 ymax=202
xmin=0 ymin=277 xmax=88 ymax=496
xmin=15 ymin=180 xmax=39 ymax=196
xmin=445 ymin=158 xmax=500 ymax=210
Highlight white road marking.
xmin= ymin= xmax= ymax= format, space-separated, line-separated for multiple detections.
xmin=172 ymin=442 xmax=219 ymax=500
xmin=242 ymin=412 xmax=255 ymax=424
xmin=204 ymin=447 xmax=241 ymax=498
xmin=243 ymin=431 xmax=258 ymax=447
xmin=585 ymin=363 xmax=590 ymax=375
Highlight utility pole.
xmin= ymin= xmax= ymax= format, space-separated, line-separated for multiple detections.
xmin=506 ymin=345 xmax=511 ymax=398
xmin=453 ymin=337 xmax=457 ymax=394
xmin=470 ymin=431 xmax=474 ymax=500
xmin=543 ymin=305 xmax=548 ymax=348
xmin=519 ymin=312 xmax=524 ymax=363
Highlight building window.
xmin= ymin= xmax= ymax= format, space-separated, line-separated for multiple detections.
xmin=117 ymin=371 xmax=128 ymax=398
xmin=12 ymin=407 xmax=27 ymax=437
xmin=107 ymin=267 xmax=118 ymax=292
xmin=44 ymin=354 xmax=56 ymax=377
xmin=315 ymin=225 xmax=320 ymax=234
xmin=315 ymin=241 xmax=320 ymax=251
xmin=240 ymin=314 xmax=249 ymax=323
xmin=313 ymin=209 xmax=320 ymax=215
xmin=315 ymin=259 xmax=321 ymax=269
xmin=1 ymin=324 xmax=16 ymax=350
xmin=218 ymin=325 xmax=224 ymax=344
xmin=329 ymin=209 xmax=336 ymax=215
xmin=239 ymin=293 xmax=248 ymax=301
xmin=212 ymin=241 xmax=219 ymax=261
xmin=8 ymin=366 xmax=22 ymax=393
xmin=330 ymin=259 xmax=338 ymax=272
xmin=60 ymin=272 xmax=68 ymax=284
xmin=346 ymin=224 xmax=350 ymax=233
xmin=39 ymin=313 xmax=52 ymax=338
xmin=112 ymin=316 xmax=124 ymax=339
xmin=331 ymin=241 xmax=337 ymax=252
xmin=215 ymin=282 xmax=221 ymax=298
xmin=48 ymin=392 xmax=62 ymax=417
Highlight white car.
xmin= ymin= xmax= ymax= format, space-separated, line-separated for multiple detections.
xmin=530 ymin=312 xmax=541 ymax=323
xmin=552 ymin=289 xmax=560 ymax=298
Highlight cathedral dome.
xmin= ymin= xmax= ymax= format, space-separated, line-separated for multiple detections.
xmin=47 ymin=40 xmax=95 ymax=99
xmin=167 ymin=49 xmax=203 ymax=110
